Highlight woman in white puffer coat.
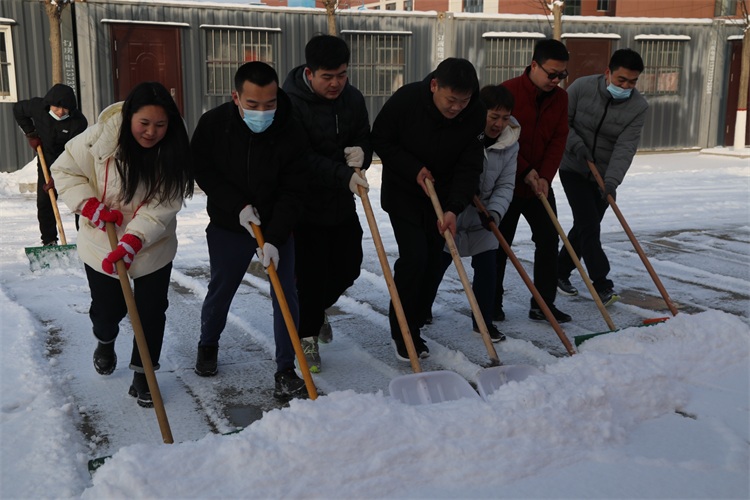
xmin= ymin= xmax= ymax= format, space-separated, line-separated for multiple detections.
xmin=426 ymin=84 xmax=519 ymax=342
xmin=52 ymin=82 xmax=194 ymax=407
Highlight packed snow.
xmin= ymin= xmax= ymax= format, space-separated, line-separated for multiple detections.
xmin=0 ymin=151 xmax=748 ymax=498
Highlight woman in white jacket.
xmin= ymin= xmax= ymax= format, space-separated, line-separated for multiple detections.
xmin=426 ymin=84 xmax=519 ymax=342
xmin=52 ymin=82 xmax=194 ymax=407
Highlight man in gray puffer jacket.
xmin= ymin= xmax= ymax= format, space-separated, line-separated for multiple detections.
xmin=557 ymin=49 xmax=648 ymax=305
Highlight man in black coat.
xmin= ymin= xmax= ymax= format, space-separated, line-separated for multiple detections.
xmin=13 ymin=83 xmax=88 ymax=245
xmin=372 ymin=58 xmax=485 ymax=360
xmin=282 ymin=35 xmax=372 ymax=372
xmin=190 ymin=61 xmax=310 ymax=400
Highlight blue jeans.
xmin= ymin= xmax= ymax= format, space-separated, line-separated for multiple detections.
xmin=199 ymin=223 xmax=298 ymax=372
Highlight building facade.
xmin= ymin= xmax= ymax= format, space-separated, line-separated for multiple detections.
xmin=0 ymin=0 xmax=747 ymax=171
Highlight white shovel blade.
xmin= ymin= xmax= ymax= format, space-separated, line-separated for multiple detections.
xmin=389 ymin=371 xmax=481 ymax=406
xmin=475 ymin=365 xmax=542 ymax=401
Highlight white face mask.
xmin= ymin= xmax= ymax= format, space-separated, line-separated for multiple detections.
xmin=49 ymin=110 xmax=69 ymax=121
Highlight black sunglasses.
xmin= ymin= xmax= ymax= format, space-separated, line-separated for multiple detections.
xmin=538 ymin=64 xmax=569 ymax=81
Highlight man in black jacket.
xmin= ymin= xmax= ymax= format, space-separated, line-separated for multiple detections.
xmin=13 ymin=84 xmax=88 ymax=245
xmin=190 ymin=62 xmax=310 ymax=399
xmin=372 ymin=58 xmax=485 ymax=360
xmin=282 ymin=35 xmax=372 ymax=372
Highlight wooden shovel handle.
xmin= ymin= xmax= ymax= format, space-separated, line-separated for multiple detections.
xmin=537 ymin=192 xmax=617 ymax=332
xmin=251 ymin=224 xmax=318 ymax=400
xmin=355 ymin=168 xmax=421 ymax=373
xmin=105 ymin=222 xmax=173 ymax=444
xmin=37 ymin=146 xmax=67 ymax=245
xmin=586 ymin=160 xmax=678 ymax=316
xmin=473 ymin=196 xmax=575 ymax=356
xmin=425 ymin=179 xmax=500 ymax=366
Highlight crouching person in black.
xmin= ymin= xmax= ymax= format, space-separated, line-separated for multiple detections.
xmin=191 ymin=61 xmax=310 ymax=399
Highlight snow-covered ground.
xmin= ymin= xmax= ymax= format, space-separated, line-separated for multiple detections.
xmin=1 ymin=151 xmax=748 ymax=499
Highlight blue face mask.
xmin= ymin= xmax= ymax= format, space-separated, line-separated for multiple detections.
xmin=49 ymin=110 xmax=69 ymax=121
xmin=240 ymin=107 xmax=276 ymax=133
xmin=607 ymin=83 xmax=632 ymax=100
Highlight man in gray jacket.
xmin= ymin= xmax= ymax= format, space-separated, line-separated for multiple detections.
xmin=556 ymin=49 xmax=648 ymax=305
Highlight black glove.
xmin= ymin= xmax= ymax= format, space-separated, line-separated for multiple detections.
xmin=601 ymin=182 xmax=617 ymax=201
xmin=478 ymin=210 xmax=500 ymax=231
xmin=575 ymin=143 xmax=592 ymax=163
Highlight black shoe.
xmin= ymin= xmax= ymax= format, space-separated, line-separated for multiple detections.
xmin=392 ymin=339 xmax=410 ymax=362
xmin=493 ymin=304 xmax=506 ymax=322
xmin=42 ymin=239 xmax=58 ymax=247
xmin=597 ymin=288 xmax=620 ymax=307
xmin=93 ymin=341 xmax=117 ymax=375
xmin=273 ymin=369 xmax=307 ymax=400
xmin=413 ymin=336 xmax=430 ymax=359
xmin=557 ymin=277 xmax=579 ymax=296
xmin=128 ymin=372 xmax=153 ymax=408
xmin=473 ymin=324 xmax=507 ymax=343
xmin=529 ymin=305 xmax=572 ymax=323
xmin=424 ymin=312 xmax=433 ymax=325
xmin=194 ymin=345 xmax=218 ymax=377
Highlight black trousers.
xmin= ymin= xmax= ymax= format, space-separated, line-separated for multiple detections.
xmin=294 ymin=218 xmax=363 ymax=339
xmin=85 ymin=263 xmax=172 ymax=371
xmin=558 ymin=170 xmax=614 ymax=292
xmin=37 ymin=161 xmax=57 ymax=245
xmin=495 ymin=189 xmax=560 ymax=308
xmin=388 ymin=212 xmax=445 ymax=342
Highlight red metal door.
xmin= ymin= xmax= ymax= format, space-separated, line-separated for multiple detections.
xmin=724 ymin=40 xmax=750 ymax=146
xmin=110 ymin=25 xmax=184 ymax=114
xmin=564 ymin=38 xmax=612 ymax=87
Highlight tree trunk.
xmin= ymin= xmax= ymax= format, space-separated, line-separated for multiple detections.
xmin=552 ymin=2 xmax=562 ymax=41
xmin=324 ymin=0 xmax=337 ymax=35
xmin=45 ymin=1 xmax=63 ymax=85
xmin=733 ymin=25 xmax=749 ymax=149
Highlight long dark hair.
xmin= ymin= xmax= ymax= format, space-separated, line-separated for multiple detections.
xmin=116 ymin=82 xmax=194 ymax=205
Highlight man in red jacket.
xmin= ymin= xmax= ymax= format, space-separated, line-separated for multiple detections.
xmin=495 ymin=39 xmax=572 ymax=324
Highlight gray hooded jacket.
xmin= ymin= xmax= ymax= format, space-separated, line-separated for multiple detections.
xmin=560 ymin=74 xmax=648 ymax=187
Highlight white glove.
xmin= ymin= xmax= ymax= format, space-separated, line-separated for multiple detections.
xmin=239 ymin=205 xmax=261 ymax=237
xmin=348 ymin=171 xmax=369 ymax=197
xmin=256 ymin=242 xmax=279 ymax=270
xmin=344 ymin=146 xmax=365 ymax=169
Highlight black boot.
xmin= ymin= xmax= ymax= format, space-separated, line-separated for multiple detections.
xmin=93 ymin=341 xmax=117 ymax=375
xmin=128 ymin=372 xmax=153 ymax=408
xmin=194 ymin=345 xmax=218 ymax=377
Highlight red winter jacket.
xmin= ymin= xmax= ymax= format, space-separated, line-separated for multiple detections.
xmin=502 ymin=68 xmax=568 ymax=199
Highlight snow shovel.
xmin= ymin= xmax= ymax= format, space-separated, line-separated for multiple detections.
xmin=475 ymin=364 xmax=543 ymax=400
xmin=473 ymin=196 xmax=575 ymax=356
xmin=537 ymin=192 xmax=617 ymax=332
xmin=353 ymin=169 xmax=477 ymax=406
xmin=106 ymin=223 xmax=173 ymax=440
xmin=425 ymin=179 xmax=501 ymax=367
xmin=88 ymin=225 xmax=174 ymax=473
xmin=24 ymin=146 xmax=77 ymax=270
xmin=586 ymin=160 xmax=678 ymax=317
xmin=251 ymin=223 xmax=318 ymax=400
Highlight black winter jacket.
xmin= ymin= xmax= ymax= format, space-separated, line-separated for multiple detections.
xmin=372 ymin=76 xmax=485 ymax=224
xmin=13 ymin=84 xmax=88 ymax=167
xmin=190 ymin=89 xmax=309 ymax=247
xmin=282 ymin=65 xmax=372 ymax=226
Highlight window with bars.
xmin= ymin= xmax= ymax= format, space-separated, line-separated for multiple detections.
xmin=464 ymin=0 xmax=483 ymax=13
xmin=0 ymin=25 xmax=17 ymax=102
xmin=638 ymin=39 xmax=684 ymax=95
xmin=346 ymin=33 xmax=407 ymax=97
xmin=204 ymin=28 xmax=280 ymax=96
xmin=483 ymin=37 xmax=536 ymax=85
xmin=564 ymin=0 xmax=581 ymax=15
